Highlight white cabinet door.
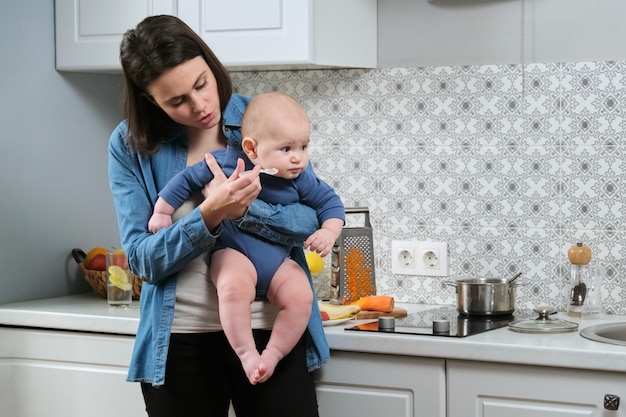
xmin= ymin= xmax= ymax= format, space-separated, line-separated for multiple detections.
xmin=174 ymin=0 xmax=377 ymax=70
xmin=0 ymin=327 xmax=144 ymax=417
xmin=55 ymin=0 xmax=376 ymax=72
xmin=314 ymin=351 xmax=446 ymax=417
xmin=55 ymin=0 xmax=176 ymax=71
xmin=448 ymin=360 xmax=626 ymax=417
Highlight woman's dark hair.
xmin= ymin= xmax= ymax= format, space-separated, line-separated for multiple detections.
xmin=120 ymin=15 xmax=232 ymax=154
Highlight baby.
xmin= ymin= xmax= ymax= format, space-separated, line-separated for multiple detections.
xmin=149 ymin=92 xmax=345 ymax=384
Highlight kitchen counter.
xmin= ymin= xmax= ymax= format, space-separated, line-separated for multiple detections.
xmin=2 ymin=293 xmax=626 ymax=373
xmin=0 ymin=292 xmax=140 ymax=335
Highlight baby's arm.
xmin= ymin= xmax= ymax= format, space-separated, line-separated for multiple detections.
xmin=147 ymin=155 xmax=222 ymax=233
xmin=304 ymin=217 xmax=344 ymax=257
xmin=148 ymin=197 xmax=176 ymax=233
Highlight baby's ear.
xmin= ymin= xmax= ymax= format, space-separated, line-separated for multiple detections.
xmin=241 ymin=137 xmax=258 ymax=158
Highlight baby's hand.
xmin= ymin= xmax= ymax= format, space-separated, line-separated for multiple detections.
xmin=304 ymin=229 xmax=336 ymax=257
xmin=148 ymin=213 xmax=172 ymax=234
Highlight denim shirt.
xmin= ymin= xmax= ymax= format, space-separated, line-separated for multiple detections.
xmin=108 ymin=94 xmax=330 ymax=386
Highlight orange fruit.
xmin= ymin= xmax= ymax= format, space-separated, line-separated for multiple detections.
xmin=85 ymin=247 xmax=108 ymax=263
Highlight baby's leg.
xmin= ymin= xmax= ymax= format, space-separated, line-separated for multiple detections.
xmin=210 ymin=249 xmax=261 ymax=384
xmin=255 ymin=259 xmax=313 ymax=383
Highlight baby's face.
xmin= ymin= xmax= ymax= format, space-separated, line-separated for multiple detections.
xmin=254 ymin=128 xmax=310 ymax=180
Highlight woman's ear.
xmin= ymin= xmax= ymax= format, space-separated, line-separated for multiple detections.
xmin=241 ymin=137 xmax=258 ymax=159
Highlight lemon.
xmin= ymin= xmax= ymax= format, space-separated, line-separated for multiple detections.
xmin=305 ymin=251 xmax=325 ymax=276
xmin=108 ymin=265 xmax=132 ymax=291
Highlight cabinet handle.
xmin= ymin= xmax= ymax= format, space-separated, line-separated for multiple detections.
xmin=604 ymin=394 xmax=620 ymax=411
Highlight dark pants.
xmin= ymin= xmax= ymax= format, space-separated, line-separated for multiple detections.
xmin=141 ymin=330 xmax=319 ymax=417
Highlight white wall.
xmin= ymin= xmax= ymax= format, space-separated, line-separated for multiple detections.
xmin=0 ymin=1 xmax=124 ymax=304
xmin=378 ymin=0 xmax=626 ymax=68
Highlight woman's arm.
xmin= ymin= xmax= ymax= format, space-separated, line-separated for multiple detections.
xmin=108 ymin=127 xmax=213 ymax=284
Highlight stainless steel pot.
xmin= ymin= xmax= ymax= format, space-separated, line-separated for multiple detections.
xmin=446 ymin=277 xmax=518 ymax=315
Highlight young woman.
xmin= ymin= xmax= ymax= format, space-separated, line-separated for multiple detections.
xmin=109 ymin=15 xmax=328 ymax=417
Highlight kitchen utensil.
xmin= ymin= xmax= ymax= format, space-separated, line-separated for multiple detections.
xmin=567 ymin=242 xmax=592 ymax=317
xmin=329 ymin=207 xmax=376 ymax=305
xmin=508 ymin=306 xmax=578 ymax=333
xmin=446 ymin=277 xmax=520 ymax=315
xmin=508 ymin=272 xmax=522 ymax=283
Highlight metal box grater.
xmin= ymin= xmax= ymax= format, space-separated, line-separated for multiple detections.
xmin=329 ymin=207 xmax=376 ymax=305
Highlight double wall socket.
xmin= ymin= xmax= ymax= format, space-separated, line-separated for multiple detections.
xmin=391 ymin=241 xmax=449 ymax=277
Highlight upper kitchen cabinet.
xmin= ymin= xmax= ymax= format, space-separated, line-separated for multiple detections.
xmin=55 ymin=0 xmax=177 ymax=72
xmin=177 ymin=0 xmax=377 ymax=70
xmin=55 ymin=0 xmax=378 ymax=73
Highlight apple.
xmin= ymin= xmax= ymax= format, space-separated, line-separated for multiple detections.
xmin=87 ymin=253 xmax=106 ymax=271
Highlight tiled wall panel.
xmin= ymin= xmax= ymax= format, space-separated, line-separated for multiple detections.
xmin=232 ymin=61 xmax=626 ymax=314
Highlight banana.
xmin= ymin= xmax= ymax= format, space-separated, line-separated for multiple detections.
xmin=318 ymin=301 xmax=361 ymax=320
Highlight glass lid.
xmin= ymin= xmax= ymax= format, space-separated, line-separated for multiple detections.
xmin=508 ymin=306 xmax=579 ymax=333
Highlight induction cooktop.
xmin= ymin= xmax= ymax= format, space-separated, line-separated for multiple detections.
xmin=345 ymin=305 xmax=538 ymax=338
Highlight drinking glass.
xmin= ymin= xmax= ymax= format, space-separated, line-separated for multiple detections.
xmin=106 ymin=251 xmax=132 ymax=308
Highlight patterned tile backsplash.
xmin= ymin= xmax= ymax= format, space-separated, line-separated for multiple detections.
xmin=232 ymin=61 xmax=626 ymax=314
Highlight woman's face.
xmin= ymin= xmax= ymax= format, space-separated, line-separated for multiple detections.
xmin=147 ymin=56 xmax=221 ymax=131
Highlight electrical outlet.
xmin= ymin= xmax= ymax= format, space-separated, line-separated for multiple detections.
xmin=422 ymin=250 xmax=439 ymax=268
xmin=415 ymin=241 xmax=448 ymax=277
xmin=391 ymin=240 xmax=449 ymax=276
xmin=391 ymin=241 xmax=417 ymax=274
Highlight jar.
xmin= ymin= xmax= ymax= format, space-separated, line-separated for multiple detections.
xmin=581 ymin=264 xmax=604 ymax=320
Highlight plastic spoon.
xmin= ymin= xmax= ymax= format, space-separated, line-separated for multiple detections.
xmin=240 ymin=168 xmax=277 ymax=177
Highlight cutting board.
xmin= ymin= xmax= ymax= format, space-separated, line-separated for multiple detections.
xmin=355 ymin=307 xmax=408 ymax=320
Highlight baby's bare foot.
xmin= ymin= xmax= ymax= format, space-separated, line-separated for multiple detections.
xmin=252 ymin=362 xmax=269 ymax=384
xmin=256 ymin=348 xmax=281 ymax=383
xmin=239 ymin=350 xmax=263 ymax=385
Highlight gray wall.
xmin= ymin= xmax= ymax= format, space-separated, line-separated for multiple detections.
xmin=0 ymin=1 xmax=124 ymax=304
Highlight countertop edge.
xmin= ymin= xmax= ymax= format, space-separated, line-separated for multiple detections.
xmin=2 ymin=295 xmax=626 ymax=373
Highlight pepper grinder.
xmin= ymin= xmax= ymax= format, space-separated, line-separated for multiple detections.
xmin=567 ymin=242 xmax=592 ymax=317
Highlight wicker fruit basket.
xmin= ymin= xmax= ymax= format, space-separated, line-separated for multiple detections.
xmin=72 ymin=248 xmax=142 ymax=300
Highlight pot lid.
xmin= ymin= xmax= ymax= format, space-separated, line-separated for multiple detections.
xmin=508 ymin=306 xmax=579 ymax=333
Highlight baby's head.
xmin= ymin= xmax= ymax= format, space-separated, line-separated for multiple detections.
xmin=241 ymin=92 xmax=310 ymax=180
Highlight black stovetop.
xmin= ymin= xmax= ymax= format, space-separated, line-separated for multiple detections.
xmin=345 ymin=305 xmax=537 ymax=338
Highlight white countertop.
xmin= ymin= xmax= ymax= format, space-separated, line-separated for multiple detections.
xmin=0 ymin=292 xmax=140 ymax=335
xmin=2 ymin=294 xmax=626 ymax=373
